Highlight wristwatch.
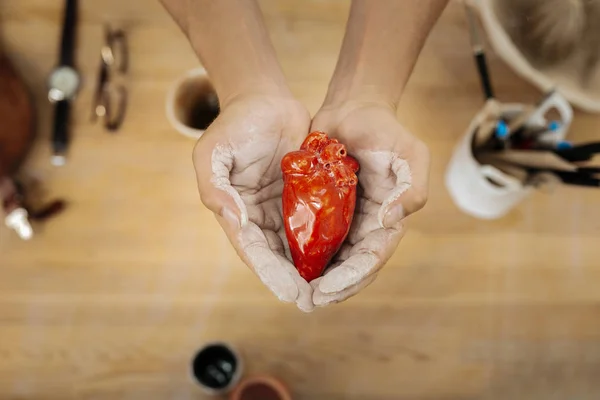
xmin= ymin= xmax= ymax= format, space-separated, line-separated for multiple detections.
xmin=47 ymin=0 xmax=79 ymax=166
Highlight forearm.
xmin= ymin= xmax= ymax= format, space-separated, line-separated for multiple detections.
xmin=159 ymin=0 xmax=291 ymax=105
xmin=323 ymin=0 xmax=449 ymax=109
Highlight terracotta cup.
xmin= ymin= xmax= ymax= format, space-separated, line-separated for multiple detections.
xmin=229 ymin=375 xmax=293 ymax=400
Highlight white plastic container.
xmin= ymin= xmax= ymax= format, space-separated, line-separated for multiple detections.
xmin=445 ymin=92 xmax=572 ymax=219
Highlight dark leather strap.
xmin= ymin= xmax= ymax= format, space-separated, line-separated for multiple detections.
xmin=59 ymin=0 xmax=78 ymax=66
xmin=52 ymin=100 xmax=71 ymax=155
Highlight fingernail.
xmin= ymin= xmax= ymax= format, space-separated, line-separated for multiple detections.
xmin=381 ymin=204 xmax=405 ymax=229
xmin=221 ymin=207 xmax=241 ymax=230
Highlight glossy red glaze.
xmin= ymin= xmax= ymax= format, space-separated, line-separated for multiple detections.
xmin=281 ymin=131 xmax=360 ymax=282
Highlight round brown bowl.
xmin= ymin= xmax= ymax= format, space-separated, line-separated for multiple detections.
xmin=228 ymin=375 xmax=292 ymax=400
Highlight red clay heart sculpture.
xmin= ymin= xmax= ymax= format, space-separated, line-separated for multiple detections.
xmin=281 ymin=131 xmax=360 ymax=282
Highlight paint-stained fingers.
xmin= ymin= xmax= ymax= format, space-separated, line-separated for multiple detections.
xmin=264 ymin=228 xmax=313 ymax=311
xmin=208 ymin=189 xmax=302 ymax=306
xmin=193 ymin=135 xmax=249 ymax=228
xmin=263 ymin=229 xmax=286 ymax=255
xmin=272 ymin=253 xmax=314 ymax=312
xmin=316 ymin=223 xmax=405 ymax=295
xmin=312 ymin=273 xmax=378 ymax=307
xmin=214 ymin=206 xmax=312 ymax=310
xmin=246 ymin=200 xmax=283 ymax=233
xmin=378 ymin=142 xmax=430 ymax=229
xmin=346 ymin=211 xmax=381 ymax=245
xmin=275 ymin=227 xmax=293 ymax=262
xmin=235 ymin=223 xmax=301 ymax=304
xmin=331 ymin=244 xmax=353 ymax=263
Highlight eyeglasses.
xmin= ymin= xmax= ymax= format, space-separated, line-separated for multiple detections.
xmin=91 ymin=25 xmax=128 ymax=132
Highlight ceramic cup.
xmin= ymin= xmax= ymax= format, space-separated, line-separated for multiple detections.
xmin=165 ymin=67 xmax=220 ymax=139
xmin=190 ymin=342 xmax=244 ymax=396
xmin=229 ymin=375 xmax=293 ymax=400
xmin=445 ymin=91 xmax=572 ymax=220
xmin=466 ymin=0 xmax=600 ymax=113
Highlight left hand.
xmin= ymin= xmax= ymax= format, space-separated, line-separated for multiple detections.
xmin=192 ymin=93 xmax=315 ymax=312
xmin=309 ymin=100 xmax=430 ymax=307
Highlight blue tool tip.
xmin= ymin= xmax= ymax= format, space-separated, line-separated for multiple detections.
xmin=548 ymin=121 xmax=560 ymax=131
xmin=495 ymin=121 xmax=509 ymax=138
xmin=556 ymin=140 xmax=572 ymax=150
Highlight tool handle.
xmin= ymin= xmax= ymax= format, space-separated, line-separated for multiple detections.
xmin=527 ymin=91 xmax=573 ymax=143
xmin=528 ymin=168 xmax=600 ymax=188
xmin=475 ymin=51 xmax=494 ymax=100
xmin=554 ymin=171 xmax=600 ymax=187
xmin=556 ymin=142 xmax=600 ymax=162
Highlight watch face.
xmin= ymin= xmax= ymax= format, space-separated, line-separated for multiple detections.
xmin=48 ymin=66 xmax=80 ymax=101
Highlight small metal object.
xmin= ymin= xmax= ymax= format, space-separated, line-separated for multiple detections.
xmin=1 ymin=178 xmax=32 ymax=240
xmin=5 ymin=208 xmax=33 ymax=240
xmin=91 ymin=25 xmax=128 ymax=132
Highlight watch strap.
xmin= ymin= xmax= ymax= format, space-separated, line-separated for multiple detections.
xmin=59 ymin=0 xmax=78 ymax=67
xmin=52 ymin=100 xmax=70 ymax=155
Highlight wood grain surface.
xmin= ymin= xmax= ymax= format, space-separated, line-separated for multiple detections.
xmin=1 ymin=1 xmax=600 ymax=399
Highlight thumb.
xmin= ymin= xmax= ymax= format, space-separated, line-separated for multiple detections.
xmin=193 ymin=136 xmax=248 ymax=228
xmin=378 ymin=142 xmax=430 ymax=229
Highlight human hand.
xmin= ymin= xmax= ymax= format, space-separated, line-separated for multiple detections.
xmin=309 ymin=101 xmax=430 ymax=307
xmin=193 ymin=93 xmax=315 ymax=312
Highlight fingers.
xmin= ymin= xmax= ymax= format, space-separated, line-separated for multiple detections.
xmin=263 ymin=231 xmax=313 ymax=312
xmin=236 ymin=224 xmax=298 ymax=303
xmin=346 ymin=207 xmax=381 ymax=245
xmin=315 ymin=223 xmax=405 ymax=296
xmin=215 ymin=216 xmax=295 ymax=301
xmin=193 ymin=135 xmax=249 ymax=228
xmin=378 ymin=141 xmax=430 ymax=229
xmin=312 ymin=273 xmax=378 ymax=307
xmin=273 ymin=253 xmax=315 ymax=313
xmin=235 ymin=223 xmax=314 ymax=312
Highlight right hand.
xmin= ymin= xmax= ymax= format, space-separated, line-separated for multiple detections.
xmin=308 ymin=100 xmax=430 ymax=307
xmin=192 ymin=93 xmax=315 ymax=312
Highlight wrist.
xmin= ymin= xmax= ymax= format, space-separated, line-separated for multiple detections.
xmin=184 ymin=8 xmax=294 ymax=109
xmin=215 ymin=75 xmax=294 ymax=109
xmin=312 ymin=93 xmax=398 ymax=135
xmin=319 ymin=87 xmax=399 ymax=116
xmin=321 ymin=75 xmax=404 ymax=113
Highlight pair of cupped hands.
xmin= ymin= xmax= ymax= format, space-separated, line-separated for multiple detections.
xmin=193 ymin=91 xmax=430 ymax=312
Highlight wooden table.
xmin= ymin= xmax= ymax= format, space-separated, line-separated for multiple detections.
xmin=1 ymin=1 xmax=600 ymax=399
